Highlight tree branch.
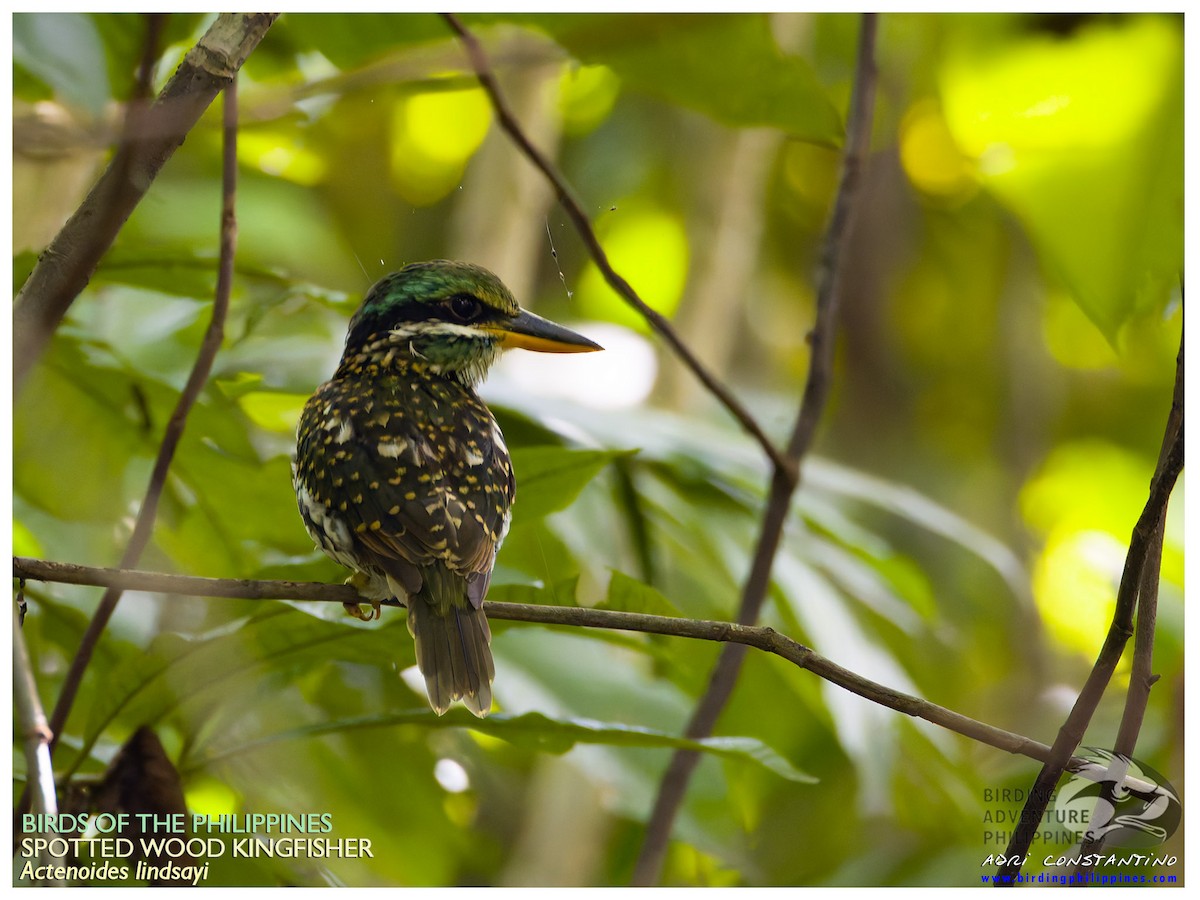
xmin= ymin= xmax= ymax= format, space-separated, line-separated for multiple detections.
xmin=1113 ymin=323 xmax=1184 ymax=759
xmin=997 ymin=329 xmax=1183 ymax=881
xmin=1113 ymin=521 xmax=1165 ymax=756
xmin=440 ymin=12 xmax=792 ymax=477
xmin=15 ymin=76 xmax=243 ymax=823
xmin=13 ymin=598 xmax=58 ymax=820
xmin=13 ymin=12 xmax=277 ymax=392
xmin=13 ymin=555 xmax=1085 ymax=771
xmin=633 ymin=13 xmax=879 ymax=884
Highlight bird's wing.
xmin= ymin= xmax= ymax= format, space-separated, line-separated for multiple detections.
xmin=297 ymin=377 xmax=513 ymax=600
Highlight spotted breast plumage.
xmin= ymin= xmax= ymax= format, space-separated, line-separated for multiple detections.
xmin=293 ymin=260 xmax=601 ymax=716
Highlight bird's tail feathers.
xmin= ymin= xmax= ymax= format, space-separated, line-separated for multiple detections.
xmin=406 ymin=596 xmax=494 ymax=717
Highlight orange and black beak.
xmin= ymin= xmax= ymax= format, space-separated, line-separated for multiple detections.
xmin=492 ymin=309 xmax=603 ymax=354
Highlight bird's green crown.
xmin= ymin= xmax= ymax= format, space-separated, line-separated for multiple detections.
xmin=341 ymin=260 xmax=600 ymax=385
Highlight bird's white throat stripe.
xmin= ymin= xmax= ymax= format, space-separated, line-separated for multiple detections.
xmin=389 ymin=322 xmax=490 ymax=341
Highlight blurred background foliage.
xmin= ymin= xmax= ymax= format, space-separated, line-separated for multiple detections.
xmin=12 ymin=11 xmax=1183 ymax=887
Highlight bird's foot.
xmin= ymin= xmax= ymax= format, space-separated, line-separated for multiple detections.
xmin=342 ymin=601 xmax=381 ymax=621
xmin=343 ymin=572 xmax=383 ymax=621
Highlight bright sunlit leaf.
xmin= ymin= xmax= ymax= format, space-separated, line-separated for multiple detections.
xmin=940 ymin=15 xmax=1182 ymax=343
xmin=239 ymin=391 xmax=309 ymax=434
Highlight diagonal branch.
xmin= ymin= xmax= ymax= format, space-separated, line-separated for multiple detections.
xmin=11 ymin=554 xmax=1090 ymax=772
xmin=632 ymin=13 xmax=878 ymax=884
xmin=996 ymin=329 xmax=1183 ymax=881
xmin=15 ymin=76 xmax=243 ymax=821
xmin=13 ymin=12 xmax=277 ymax=392
xmin=441 ymin=12 xmax=792 ymax=477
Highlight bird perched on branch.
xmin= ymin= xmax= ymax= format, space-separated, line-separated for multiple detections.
xmin=293 ymin=260 xmax=601 ymax=716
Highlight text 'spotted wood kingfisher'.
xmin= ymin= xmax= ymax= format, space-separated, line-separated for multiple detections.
xmin=293 ymin=260 xmax=602 ymax=716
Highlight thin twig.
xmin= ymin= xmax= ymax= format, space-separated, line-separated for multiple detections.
xmin=633 ymin=13 xmax=878 ymax=884
xmin=1114 ymin=327 xmax=1184 ymax=757
xmin=440 ymin=12 xmax=792 ymax=477
xmin=12 ymin=555 xmax=1088 ymax=771
xmin=14 ymin=557 xmax=363 ymax=604
xmin=1067 ymin=328 xmax=1182 ymax=876
xmin=13 ymin=600 xmax=58 ymax=819
xmin=16 ymin=78 xmax=242 ymax=822
xmin=1114 ymin=522 xmax=1165 ymax=755
xmin=997 ymin=330 xmax=1183 ymax=880
xmin=1068 ymin=517 xmax=1167 ymax=877
xmin=13 ymin=13 xmax=276 ymax=392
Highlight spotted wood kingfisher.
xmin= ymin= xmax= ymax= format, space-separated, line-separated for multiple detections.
xmin=293 ymin=260 xmax=601 ymax=716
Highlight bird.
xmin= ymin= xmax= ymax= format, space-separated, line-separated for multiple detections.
xmin=293 ymin=260 xmax=601 ymax=716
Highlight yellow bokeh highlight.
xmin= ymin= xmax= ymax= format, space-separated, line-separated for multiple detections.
xmin=899 ymin=99 xmax=977 ymax=201
xmin=1020 ymin=440 xmax=1151 ymax=539
xmin=1020 ymin=439 xmax=1181 ymax=657
xmin=389 ymin=84 xmax=492 ymax=205
xmin=1032 ymin=529 xmax=1124 ymax=656
xmin=238 ymin=132 xmax=327 ymax=186
xmin=575 ymin=206 xmax=689 ymax=332
xmin=403 ymin=87 xmax=491 ymax=163
xmin=184 ymin=775 xmax=240 ymax=819
xmin=558 ymin=63 xmax=620 ymax=136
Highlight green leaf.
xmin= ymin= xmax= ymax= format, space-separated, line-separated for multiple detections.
xmin=194 ymin=709 xmax=815 ymax=783
xmin=511 ymin=446 xmax=625 ymax=519
xmin=279 ymin=12 xmax=449 ymax=68
xmin=14 ymin=347 xmax=144 ymax=522
xmin=13 ymin=251 xmax=38 ymax=293
xmin=600 ymin=569 xmax=682 ymax=617
xmin=487 ymin=576 xmax=579 ymax=608
xmin=805 ymin=458 xmax=1027 ymax=599
xmin=511 ymin=13 xmax=843 ymax=144
xmin=71 ymin=603 xmax=413 ymax=779
xmin=13 ymin=13 xmax=110 ymax=116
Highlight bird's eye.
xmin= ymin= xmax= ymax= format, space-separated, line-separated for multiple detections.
xmin=446 ymin=294 xmax=483 ymax=323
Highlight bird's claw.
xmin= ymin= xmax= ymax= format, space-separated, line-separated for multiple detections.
xmin=343 ymin=572 xmax=382 ymax=620
xmin=342 ymin=601 xmax=382 ymax=621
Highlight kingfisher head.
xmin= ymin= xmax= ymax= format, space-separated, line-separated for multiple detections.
xmin=342 ymin=260 xmax=602 ymax=383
